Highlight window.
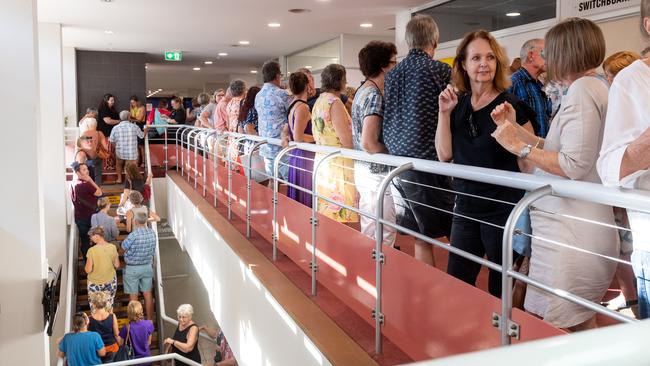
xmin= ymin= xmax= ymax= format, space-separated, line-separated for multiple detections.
xmin=286 ymin=38 xmax=340 ymax=73
xmin=414 ymin=0 xmax=556 ymax=44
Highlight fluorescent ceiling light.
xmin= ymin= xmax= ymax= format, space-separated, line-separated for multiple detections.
xmin=360 ymin=23 xmax=373 ymax=28
xmin=193 ymin=67 xmax=201 ymax=71
xmin=250 ymin=70 xmax=258 ymax=74
xmin=268 ymin=23 xmax=281 ymax=28
xmin=305 ymin=65 xmax=312 ymax=69
xmin=204 ymin=61 xmax=213 ymax=65
xmin=104 ymin=30 xmax=114 ymax=34
xmin=239 ymin=40 xmax=250 ymax=45
xmin=218 ymin=52 xmax=228 ymax=56
xmin=506 ymin=12 xmax=521 ymax=17
xmin=331 ymin=58 xmax=339 ymax=61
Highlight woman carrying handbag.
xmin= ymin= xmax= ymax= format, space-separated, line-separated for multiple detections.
xmin=118 ymin=300 xmax=154 ymax=364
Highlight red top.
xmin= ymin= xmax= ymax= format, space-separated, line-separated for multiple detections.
xmin=71 ymin=180 xmax=97 ymax=221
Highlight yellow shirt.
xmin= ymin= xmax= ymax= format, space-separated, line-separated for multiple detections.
xmin=87 ymin=243 xmax=118 ymax=284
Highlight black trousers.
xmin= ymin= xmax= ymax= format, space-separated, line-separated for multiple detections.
xmin=447 ymin=211 xmax=511 ymax=297
xmin=76 ymin=219 xmax=92 ymax=257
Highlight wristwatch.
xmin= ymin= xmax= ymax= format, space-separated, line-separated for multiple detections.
xmin=519 ymin=144 xmax=533 ymax=159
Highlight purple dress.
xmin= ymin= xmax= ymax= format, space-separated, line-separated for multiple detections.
xmin=287 ymin=100 xmax=315 ymax=208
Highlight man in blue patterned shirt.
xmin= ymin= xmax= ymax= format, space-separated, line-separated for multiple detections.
xmin=122 ymin=211 xmax=156 ymax=319
xmin=508 ymin=39 xmax=551 ymax=137
xmin=255 ymin=60 xmax=293 ymax=180
xmin=383 ymin=15 xmax=454 ymax=266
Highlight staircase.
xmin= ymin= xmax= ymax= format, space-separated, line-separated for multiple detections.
xmin=75 ymin=182 xmax=161 ymax=358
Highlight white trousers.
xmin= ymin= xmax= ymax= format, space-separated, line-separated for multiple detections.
xmin=354 ymin=163 xmax=396 ymax=246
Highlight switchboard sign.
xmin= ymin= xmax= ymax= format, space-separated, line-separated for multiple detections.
xmin=561 ymin=0 xmax=640 ymax=19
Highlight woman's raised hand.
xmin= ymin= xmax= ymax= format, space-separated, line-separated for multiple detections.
xmin=438 ymin=84 xmax=458 ymax=114
xmin=490 ymin=101 xmax=516 ymax=126
xmin=491 ymin=122 xmax=524 ymax=156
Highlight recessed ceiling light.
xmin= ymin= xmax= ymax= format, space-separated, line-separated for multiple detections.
xmin=250 ymin=70 xmax=258 ymax=74
xmin=104 ymin=30 xmax=114 ymax=34
xmin=305 ymin=65 xmax=312 ymax=69
xmin=238 ymin=40 xmax=250 ymax=45
xmin=193 ymin=67 xmax=201 ymax=71
xmin=218 ymin=52 xmax=228 ymax=56
xmin=157 ymin=88 xmax=162 ymax=91
xmin=204 ymin=61 xmax=213 ymax=65
xmin=360 ymin=23 xmax=373 ymax=28
xmin=506 ymin=12 xmax=521 ymax=17
xmin=331 ymin=58 xmax=339 ymax=61
xmin=268 ymin=23 xmax=281 ymax=28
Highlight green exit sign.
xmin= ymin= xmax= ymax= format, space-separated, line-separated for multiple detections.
xmin=164 ymin=51 xmax=182 ymax=61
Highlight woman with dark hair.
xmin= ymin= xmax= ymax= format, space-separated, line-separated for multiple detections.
xmin=352 ymin=41 xmax=398 ymax=246
xmin=238 ymin=86 xmax=261 ymax=135
xmin=118 ymin=162 xmax=152 ymax=207
xmin=286 ymin=71 xmax=315 ymax=207
xmin=311 ymin=64 xmax=359 ymax=224
xmin=57 ymin=312 xmax=106 ymax=365
xmin=98 ymin=93 xmax=120 ymax=170
xmin=71 ymin=162 xmax=103 ymax=257
xmin=436 ymin=30 xmax=533 ymax=298
xmin=98 ymin=93 xmax=120 ymax=138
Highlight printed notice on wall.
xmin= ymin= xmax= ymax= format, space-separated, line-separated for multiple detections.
xmin=561 ymin=0 xmax=641 ymax=19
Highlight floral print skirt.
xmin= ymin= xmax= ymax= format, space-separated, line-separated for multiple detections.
xmin=314 ymin=154 xmax=359 ymax=223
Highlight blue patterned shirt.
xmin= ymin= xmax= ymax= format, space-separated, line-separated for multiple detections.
xmin=240 ymin=107 xmax=258 ymax=132
xmin=383 ymin=48 xmax=451 ymax=160
xmin=255 ymin=83 xmax=292 ymax=158
xmin=508 ymin=67 xmax=551 ymax=137
xmin=109 ymin=121 xmax=144 ymax=160
xmin=122 ymin=226 xmax=156 ymax=265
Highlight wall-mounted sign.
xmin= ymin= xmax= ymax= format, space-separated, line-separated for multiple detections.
xmin=164 ymin=51 xmax=183 ymax=61
xmin=561 ymin=0 xmax=640 ymax=19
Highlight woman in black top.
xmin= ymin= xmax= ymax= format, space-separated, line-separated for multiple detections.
xmin=98 ymin=93 xmax=120 ymax=137
xmin=164 ymin=304 xmax=201 ymax=366
xmin=436 ymin=30 xmax=534 ymax=297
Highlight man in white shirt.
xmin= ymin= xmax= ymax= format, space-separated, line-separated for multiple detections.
xmin=597 ymin=0 xmax=650 ymax=319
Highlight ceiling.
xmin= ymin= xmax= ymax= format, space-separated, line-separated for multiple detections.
xmin=38 ymin=0 xmax=424 ymax=86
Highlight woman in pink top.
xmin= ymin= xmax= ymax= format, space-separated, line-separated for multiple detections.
xmin=226 ymin=80 xmax=247 ymax=132
xmin=213 ymin=89 xmax=232 ymax=133
xmin=79 ymin=117 xmax=108 ymax=184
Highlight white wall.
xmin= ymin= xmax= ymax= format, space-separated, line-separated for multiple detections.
xmin=38 ymin=21 xmax=68 ymax=365
xmin=229 ymin=73 xmax=262 ymax=88
xmin=62 ymin=46 xmax=77 ymax=127
xmin=166 ymin=177 xmax=333 ymax=366
xmin=0 ymin=0 xmax=49 ymax=365
xmin=341 ymin=34 xmax=394 ymax=88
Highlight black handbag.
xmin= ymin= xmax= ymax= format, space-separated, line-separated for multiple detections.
xmin=113 ymin=324 xmax=134 ymax=361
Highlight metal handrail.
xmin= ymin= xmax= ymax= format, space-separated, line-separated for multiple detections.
xmin=56 ymin=213 xmax=79 ymax=366
xmin=150 ymin=125 xmax=650 ymax=354
xmin=102 ymin=352 xmax=202 ymax=366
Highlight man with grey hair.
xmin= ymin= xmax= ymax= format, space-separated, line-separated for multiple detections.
xmin=109 ymin=110 xmax=147 ymax=183
xmin=508 ymin=39 xmax=551 ymax=137
xmin=122 ymin=210 xmax=156 ymax=319
xmin=382 ymin=14 xmax=453 ymax=265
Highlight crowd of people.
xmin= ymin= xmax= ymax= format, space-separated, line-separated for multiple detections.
xmin=176 ymin=2 xmax=650 ymax=333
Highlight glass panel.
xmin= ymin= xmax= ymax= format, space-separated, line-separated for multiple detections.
xmin=414 ymin=0 xmax=556 ymax=44
xmin=286 ymin=38 xmax=340 ymax=73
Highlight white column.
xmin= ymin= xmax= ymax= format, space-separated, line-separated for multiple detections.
xmin=0 ymin=0 xmax=49 ymax=365
xmin=395 ymin=9 xmax=412 ymax=59
xmin=38 ymin=22 xmax=68 ymax=365
xmin=62 ymin=46 xmax=78 ymax=127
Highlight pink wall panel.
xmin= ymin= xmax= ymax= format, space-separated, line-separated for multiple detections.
xmin=173 ymin=147 xmax=565 ymax=361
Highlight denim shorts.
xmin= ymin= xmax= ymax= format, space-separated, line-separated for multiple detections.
xmin=263 ymin=155 xmax=289 ymax=181
xmin=123 ymin=264 xmax=153 ymax=294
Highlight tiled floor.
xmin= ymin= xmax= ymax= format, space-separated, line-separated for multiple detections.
xmin=158 ymin=223 xmax=220 ymax=365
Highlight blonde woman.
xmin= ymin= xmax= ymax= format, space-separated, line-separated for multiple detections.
xmin=85 ymin=226 xmax=120 ymax=306
xmin=88 ymin=291 xmax=121 ymax=359
xmin=118 ymin=300 xmax=154 ymax=361
xmin=125 ymin=190 xmax=160 ymax=233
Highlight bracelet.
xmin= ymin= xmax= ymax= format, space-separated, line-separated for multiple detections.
xmin=534 ymin=137 xmax=541 ymax=149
